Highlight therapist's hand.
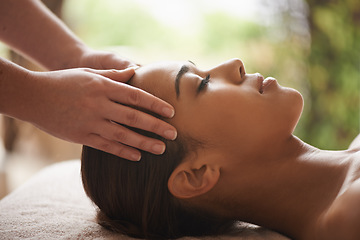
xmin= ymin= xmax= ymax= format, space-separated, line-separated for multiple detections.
xmin=72 ymin=47 xmax=139 ymax=70
xmin=26 ymin=67 xmax=176 ymax=161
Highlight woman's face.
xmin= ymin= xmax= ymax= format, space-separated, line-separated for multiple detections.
xmin=130 ymin=58 xmax=303 ymax=162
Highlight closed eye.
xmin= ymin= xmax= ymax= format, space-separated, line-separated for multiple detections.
xmin=197 ymin=74 xmax=210 ymax=94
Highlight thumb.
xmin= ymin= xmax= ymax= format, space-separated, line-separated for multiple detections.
xmin=87 ymin=67 xmax=138 ymax=83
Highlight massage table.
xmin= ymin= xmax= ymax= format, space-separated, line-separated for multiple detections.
xmin=0 ymin=160 xmax=290 ymax=240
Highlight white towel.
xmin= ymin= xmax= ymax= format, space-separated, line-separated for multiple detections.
xmin=0 ymin=160 xmax=289 ymax=240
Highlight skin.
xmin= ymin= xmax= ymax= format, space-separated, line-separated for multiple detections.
xmin=130 ymin=59 xmax=360 ymax=240
xmin=0 ymin=0 xmax=177 ymax=160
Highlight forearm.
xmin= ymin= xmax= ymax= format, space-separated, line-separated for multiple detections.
xmin=0 ymin=57 xmax=39 ymax=122
xmin=0 ymin=0 xmax=87 ymax=70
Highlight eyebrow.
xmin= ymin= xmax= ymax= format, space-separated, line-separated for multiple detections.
xmin=175 ymin=65 xmax=189 ymax=98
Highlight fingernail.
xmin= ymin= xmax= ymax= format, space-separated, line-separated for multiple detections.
xmin=152 ymin=143 xmax=165 ymax=154
xmin=131 ymin=153 xmax=141 ymax=161
xmin=130 ymin=66 xmax=140 ymax=70
xmin=164 ymin=129 xmax=177 ymax=140
xmin=162 ymin=107 xmax=175 ymax=118
xmin=121 ymin=66 xmax=139 ymax=72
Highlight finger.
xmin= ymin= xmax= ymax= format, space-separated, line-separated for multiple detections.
xmin=99 ymin=120 xmax=167 ymax=155
xmin=86 ymin=134 xmax=142 ymax=161
xmin=127 ymin=63 xmax=142 ymax=68
xmin=106 ymin=82 xmax=175 ymax=119
xmin=107 ymin=57 xmax=139 ymax=70
xmin=85 ymin=67 xmax=137 ymax=83
xmin=105 ymin=102 xmax=177 ymax=140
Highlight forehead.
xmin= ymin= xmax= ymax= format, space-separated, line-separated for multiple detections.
xmin=131 ymin=61 xmax=185 ymax=99
xmin=135 ymin=61 xmax=184 ymax=80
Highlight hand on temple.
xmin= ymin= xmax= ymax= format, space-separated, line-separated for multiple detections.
xmin=0 ymin=59 xmax=176 ymax=161
xmin=56 ymin=49 xmax=176 ymax=161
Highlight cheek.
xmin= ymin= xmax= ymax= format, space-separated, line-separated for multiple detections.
xmin=270 ymin=87 xmax=304 ymax=124
xmin=171 ymin=88 xmax=303 ymax=146
xmin=207 ymin=89 xmax=303 ymax=142
xmin=172 ymin=93 xmax=253 ymax=142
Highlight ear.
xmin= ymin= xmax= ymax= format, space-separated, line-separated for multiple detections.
xmin=168 ymin=162 xmax=220 ymax=199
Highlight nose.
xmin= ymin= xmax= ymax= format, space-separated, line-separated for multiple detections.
xmin=209 ymin=58 xmax=246 ymax=84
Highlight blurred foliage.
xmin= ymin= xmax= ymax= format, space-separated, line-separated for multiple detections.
xmin=62 ymin=0 xmax=359 ymax=149
xmin=63 ymin=1 xmax=175 ymax=49
xmin=298 ymin=0 xmax=360 ymax=149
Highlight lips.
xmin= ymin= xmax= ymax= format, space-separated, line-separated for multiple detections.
xmin=258 ymin=75 xmax=277 ymax=94
xmin=262 ymin=77 xmax=276 ymax=93
xmin=251 ymin=73 xmax=277 ymax=94
xmin=256 ymin=73 xmax=264 ymax=94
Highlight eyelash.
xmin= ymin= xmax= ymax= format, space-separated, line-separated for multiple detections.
xmin=198 ymin=74 xmax=210 ymax=91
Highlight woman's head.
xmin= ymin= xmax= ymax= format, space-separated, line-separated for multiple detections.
xmin=81 ymin=58 xmax=303 ymax=238
xmin=130 ymin=58 xmax=303 ymax=165
xmin=82 ymin=129 xmax=234 ymax=239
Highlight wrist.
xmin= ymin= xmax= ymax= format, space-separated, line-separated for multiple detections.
xmin=50 ymin=42 xmax=89 ymax=70
xmin=0 ymin=58 xmax=36 ymax=121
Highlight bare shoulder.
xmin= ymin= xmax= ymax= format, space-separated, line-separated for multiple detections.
xmin=316 ymin=179 xmax=360 ymax=240
xmin=349 ymin=133 xmax=360 ymax=150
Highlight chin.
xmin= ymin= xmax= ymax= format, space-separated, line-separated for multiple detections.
xmin=291 ymin=87 xmax=304 ymax=112
xmin=285 ymin=87 xmax=304 ymax=132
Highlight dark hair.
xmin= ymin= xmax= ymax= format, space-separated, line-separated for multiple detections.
xmin=81 ymin=127 xmax=235 ymax=239
xmin=81 ymin=71 xmax=234 ymax=239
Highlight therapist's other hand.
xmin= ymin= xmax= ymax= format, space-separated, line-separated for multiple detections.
xmin=73 ymin=48 xmax=139 ymax=70
xmin=27 ymin=67 xmax=176 ymax=161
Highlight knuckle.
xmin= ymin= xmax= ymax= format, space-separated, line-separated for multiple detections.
xmin=125 ymin=111 xmax=139 ymax=126
xmin=137 ymin=140 xmax=147 ymax=151
xmin=128 ymin=89 xmax=141 ymax=105
xmin=83 ymin=79 xmax=105 ymax=95
xmin=116 ymin=146 xmax=126 ymax=157
xmin=114 ymin=129 xmax=127 ymax=142
xmin=100 ymin=142 xmax=111 ymax=152
xmin=94 ymin=140 xmax=112 ymax=153
xmin=150 ymin=120 xmax=161 ymax=133
xmin=150 ymin=100 xmax=159 ymax=112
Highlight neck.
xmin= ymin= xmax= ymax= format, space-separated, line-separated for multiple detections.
xmin=220 ymin=135 xmax=354 ymax=239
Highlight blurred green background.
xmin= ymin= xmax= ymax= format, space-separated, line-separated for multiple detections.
xmin=3 ymin=0 xmax=360 ymax=150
